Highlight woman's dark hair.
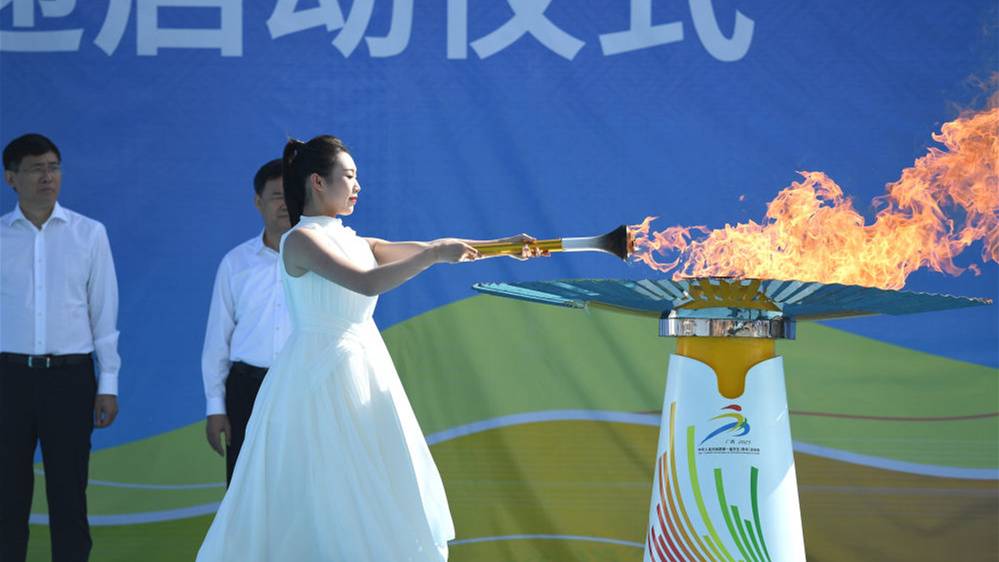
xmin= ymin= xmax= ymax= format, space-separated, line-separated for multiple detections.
xmin=282 ymin=135 xmax=349 ymax=226
xmin=3 ymin=133 xmax=61 ymax=171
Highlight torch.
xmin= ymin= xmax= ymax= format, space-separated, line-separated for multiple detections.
xmin=472 ymin=277 xmax=991 ymax=561
xmin=471 ymin=225 xmax=634 ymax=260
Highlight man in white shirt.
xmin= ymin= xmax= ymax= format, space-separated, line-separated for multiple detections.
xmin=202 ymin=159 xmax=291 ymax=485
xmin=1 ymin=134 xmax=120 ymax=562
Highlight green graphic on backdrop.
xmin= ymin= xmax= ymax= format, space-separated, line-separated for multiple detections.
xmin=24 ymin=297 xmax=999 ymax=561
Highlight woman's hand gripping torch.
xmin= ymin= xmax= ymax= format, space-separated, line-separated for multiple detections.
xmin=471 ymin=225 xmax=635 ymax=261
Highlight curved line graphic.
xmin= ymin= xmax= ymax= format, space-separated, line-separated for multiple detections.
xmin=424 ymin=410 xmax=998 ymax=480
xmin=710 ymin=413 xmax=744 ymax=424
xmin=790 ymin=441 xmax=999 ymax=480
xmin=30 ymin=503 xmax=220 ymax=526
xmin=33 ymin=470 xmax=223 ymax=490
xmin=687 ymin=427 xmax=736 ymax=562
xmin=639 ymin=409 xmax=999 ymax=422
xmin=789 ymin=410 xmax=999 ymax=422
xmin=87 ymin=479 xmax=223 ymax=490
xmin=56 ymin=409 xmax=990 ymax=493
xmin=425 ymin=410 xmax=662 ymax=445
xmin=733 ymin=422 xmax=750 ymax=437
xmin=30 ymin=409 xmax=997 ymax=526
xmin=700 ymin=422 xmax=739 ymax=446
xmin=450 ymin=534 xmax=642 ymax=548
xmin=668 ymin=404 xmax=714 ymax=560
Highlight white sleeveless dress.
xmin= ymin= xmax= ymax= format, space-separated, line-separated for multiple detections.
xmin=197 ymin=215 xmax=455 ymax=561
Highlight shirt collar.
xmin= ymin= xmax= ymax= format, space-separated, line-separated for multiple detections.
xmin=5 ymin=202 xmax=68 ymax=228
xmin=253 ymin=230 xmax=279 ymax=256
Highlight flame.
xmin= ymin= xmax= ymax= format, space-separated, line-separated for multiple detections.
xmin=630 ymin=105 xmax=999 ymax=289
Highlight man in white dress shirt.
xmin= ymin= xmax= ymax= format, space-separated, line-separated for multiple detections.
xmin=0 ymin=134 xmax=120 ymax=562
xmin=202 ymin=159 xmax=291 ymax=485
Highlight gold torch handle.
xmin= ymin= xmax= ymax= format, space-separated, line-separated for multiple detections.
xmin=471 ymin=238 xmax=564 ymax=257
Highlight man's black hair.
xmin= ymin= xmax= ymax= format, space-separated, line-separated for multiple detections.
xmin=3 ymin=133 xmax=60 ymax=171
xmin=253 ymin=159 xmax=283 ymax=195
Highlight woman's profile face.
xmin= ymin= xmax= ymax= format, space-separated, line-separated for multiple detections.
xmin=313 ymin=151 xmax=360 ymax=216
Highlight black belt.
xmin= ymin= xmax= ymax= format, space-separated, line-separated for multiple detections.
xmin=0 ymin=352 xmax=92 ymax=369
xmin=230 ymin=361 xmax=268 ymax=381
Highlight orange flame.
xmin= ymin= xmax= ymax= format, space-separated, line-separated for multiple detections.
xmin=629 ymin=105 xmax=999 ymax=289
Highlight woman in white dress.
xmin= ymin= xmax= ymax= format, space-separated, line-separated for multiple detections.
xmin=197 ymin=135 xmax=536 ymax=561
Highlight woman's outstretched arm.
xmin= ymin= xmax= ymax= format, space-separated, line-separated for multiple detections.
xmin=284 ymin=228 xmax=478 ymax=296
xmin=366 ymin=234 xmax=536 ymax=265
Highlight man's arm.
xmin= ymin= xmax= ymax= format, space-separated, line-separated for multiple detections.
xmin=202 ymin=256 xmax=236 ymax=456
xmin=87 ymin=223 xmax=120 ymax=428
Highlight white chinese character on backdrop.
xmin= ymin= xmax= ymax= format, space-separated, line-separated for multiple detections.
xmin=454 ymin=0 xmax=584 ymax=60
xmin=599 ymin=0 xmax=753 ymax=60
xmin=267 ymin=0 xmax=413 ymax=59
xmin=334 ymin=0 xmax=412 ymax=57
xmin=95 ymin=0 xmax=242 ymax=56
xmin=690 ymin=0 xmax=753 ymax=62
xmin=445 ymin=0 xmax=465 ymax=59
xmin=267 ymin=0 xmax=344 ymax=40
xmin=598 ymin=0 xmax=682 ymax=56
xmin=0 ymin=0 xmax=83 ymax=52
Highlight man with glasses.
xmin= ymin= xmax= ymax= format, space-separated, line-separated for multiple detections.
xmin=1 ymin=133 xmax=121 ymax=562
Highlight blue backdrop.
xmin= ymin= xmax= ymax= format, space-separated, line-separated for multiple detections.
xmin=2 ymin=0 xmax=996 ymax=453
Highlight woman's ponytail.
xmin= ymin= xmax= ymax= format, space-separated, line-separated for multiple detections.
xmin=282 ymin=139 xmax=307 ymax=226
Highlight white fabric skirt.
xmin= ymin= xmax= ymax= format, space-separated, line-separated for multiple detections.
xmin=197 ymin=320 xmax=454 ymax=561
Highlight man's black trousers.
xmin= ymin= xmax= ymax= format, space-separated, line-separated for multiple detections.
xmin=223 ymin=362 xmax=267 ymax=486
xmin=0 ymin=356 xmax=95 ymax=562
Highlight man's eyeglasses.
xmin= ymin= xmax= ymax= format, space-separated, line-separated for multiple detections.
xmin=17 ymin=163 xmax=61 ymax=177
